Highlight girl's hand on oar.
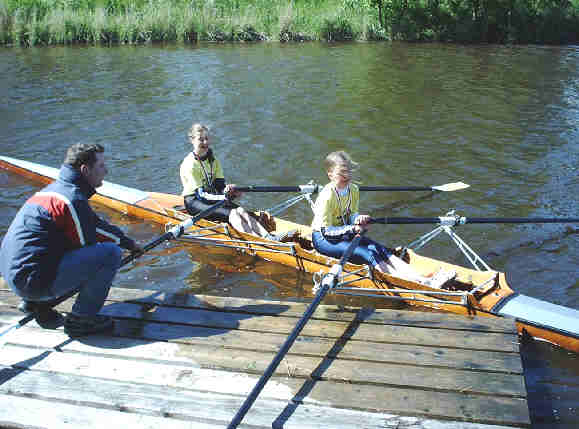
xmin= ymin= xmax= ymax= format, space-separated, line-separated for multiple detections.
xmin=224 ymin=184 xmax=242 ymax=200
xmin=354 ymin=214 xmax=371 ymax=233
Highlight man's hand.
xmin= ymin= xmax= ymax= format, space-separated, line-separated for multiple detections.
xmin=127 ymin=240 xmax=144 ymax=257
xmin=130 ymin=246 xmax=144 ymax=257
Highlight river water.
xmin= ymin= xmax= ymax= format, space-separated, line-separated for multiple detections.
xmin=0 ymin=43 xmax=577 ymax=427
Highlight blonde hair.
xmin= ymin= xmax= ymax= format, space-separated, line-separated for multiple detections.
xmin=188 ymin=123 xmax=209 ymax=139
xmin=324 ymin=151 xmax=359 ymax=175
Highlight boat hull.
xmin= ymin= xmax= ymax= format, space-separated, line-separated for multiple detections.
xmin=1 ymin=155 xmax=578 ymax=353
xmin=493 ymin=293 xmax=579 ymax=352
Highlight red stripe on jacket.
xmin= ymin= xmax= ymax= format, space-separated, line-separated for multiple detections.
xmin=28 ymin=193 xmax=84 ymax=248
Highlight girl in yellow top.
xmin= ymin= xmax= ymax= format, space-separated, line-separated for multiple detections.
xmin=180 ymin=123 xmax=294 ymax=241
xmin=180 ymin=123 xmax=233 ymax=222
xmin=311 ymin=151 xmax=455 ymax=287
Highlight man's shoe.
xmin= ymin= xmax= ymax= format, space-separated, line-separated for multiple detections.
xmin=18 ymin=300 xmax=64 ymax=329
xmin=64 ymin=314 xmax=114 ymax=338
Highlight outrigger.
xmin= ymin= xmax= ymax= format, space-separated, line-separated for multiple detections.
xmin=1 ymin=155 xmax=578 ymax=353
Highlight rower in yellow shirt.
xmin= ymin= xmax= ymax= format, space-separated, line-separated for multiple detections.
xmin=311 ymin=151 xmax=455 ymax=288
xmin=180 ymin=123 xmax=295 ymax=242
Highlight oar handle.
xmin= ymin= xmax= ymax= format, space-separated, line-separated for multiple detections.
xmin=226 ymin=232 xmax=363 ymax=429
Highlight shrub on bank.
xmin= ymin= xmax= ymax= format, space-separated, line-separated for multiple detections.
xmin=1 ymin=0 xmax=578 ymax=46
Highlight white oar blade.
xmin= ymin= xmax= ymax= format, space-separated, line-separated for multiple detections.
xmin=432 ymin=182 xmax=470 ymax=192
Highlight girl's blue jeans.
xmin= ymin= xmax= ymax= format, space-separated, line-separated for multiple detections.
xmin=312 ymin=231 xmax=391 ymax=267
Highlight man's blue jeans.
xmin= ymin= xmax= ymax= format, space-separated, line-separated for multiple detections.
xmin=46 ymin=243 xmax=122 ymax=316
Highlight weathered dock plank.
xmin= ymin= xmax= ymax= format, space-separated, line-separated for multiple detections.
xmin=1 ymin=286 xmax=520 ymax=333
xmin=0 ymin=395 xmax=222 ymax=429
xmin=0 ymin=393 xmax=523 ymax=429
xmin=1 ymin=291 xmax=522 ymax=352
xmin=0 ymin=326 xmax=525 ymax=397
xmin=76 ymin=287 xmax=521 ymax=333
xmin=0 ymin=283 xmax=530 ymax=428
xmin=0 ymin=343 xmax=529 ymax=426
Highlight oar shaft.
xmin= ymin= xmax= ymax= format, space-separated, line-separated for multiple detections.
xmin=235 ymin=185 xmax=320 ymax=193
xmin=360 ymin=186 xmax=434 ymax=192
xmin=238 ymin=185 xmax=439 ymax=192
xmin=463 ymin=217 xmax=579 ymax=224
xmin=236 ymin=182 xmax=468 ymax=193
xmin=370 ymin=217 xmax=442 ymax=224
xmin=236 ymin=186 xmax=300 ymax=192
xmin=227 ymin=233 xmax=363 ymax=429
xmin=370 ymin=216 xmax=579 ymax=225
xmin=121 ymin=199 xmax=225 ymax=265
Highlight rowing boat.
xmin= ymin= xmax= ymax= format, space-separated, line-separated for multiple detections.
xmin=1 ymin=155 xmax=578 ymax=353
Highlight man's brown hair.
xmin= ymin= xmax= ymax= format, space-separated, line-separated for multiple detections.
xmin=63 ymin=143 xmax=104 ymax=169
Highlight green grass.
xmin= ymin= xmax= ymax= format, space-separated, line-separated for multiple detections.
xmin=0 ymin=0 xmax=385 ymax=46
xmin=1 ymin=0 xmax=577 ymax=46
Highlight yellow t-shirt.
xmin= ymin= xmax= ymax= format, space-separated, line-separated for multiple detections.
xmin=180 ymin=152 xmax=225 ymax=196
xmin=311 ymin=183 xmax=359 ymax=231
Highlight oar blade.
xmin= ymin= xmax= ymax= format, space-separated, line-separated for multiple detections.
xmin=431 ymin=182 xmax=470 ymax=192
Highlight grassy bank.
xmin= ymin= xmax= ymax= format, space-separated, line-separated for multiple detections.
xmin=1 ymin=0 xmax=578 ymax=46
xmin=0 ymin=0 xmax=384 ymax=46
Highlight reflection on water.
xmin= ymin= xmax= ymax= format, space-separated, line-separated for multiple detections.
xmin=1 ymin=43 xmax=578 ymax=427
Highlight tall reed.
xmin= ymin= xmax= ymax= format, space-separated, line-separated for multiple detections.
xmin=1 ymin=0 xmax=578 ymax=46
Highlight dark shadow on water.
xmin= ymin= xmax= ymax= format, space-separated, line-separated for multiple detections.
xmin=520 ymin=337 xmax=579 ymax=428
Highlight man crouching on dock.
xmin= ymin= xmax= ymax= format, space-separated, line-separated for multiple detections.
xmin=0 ymin=143 xmax=141 ymax=337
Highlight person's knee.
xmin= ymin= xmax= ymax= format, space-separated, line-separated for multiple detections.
xmin=99 ymin=242 xmax=122 ymax=268
xmin=234 ymin=207 xmax=249 ymax=218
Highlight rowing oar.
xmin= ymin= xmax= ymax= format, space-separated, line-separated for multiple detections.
xmin=0 ymin=199 xmax=227 ymax=347
xmin=370 ymin=215 xmax=579 ymax=225
xmin=235 ymin=181 xmax=469 ymax=193
xmin=360 ymin=182 xmax=469 ymax=192
xmin=227 ymin=231 xmax=364 ymax=429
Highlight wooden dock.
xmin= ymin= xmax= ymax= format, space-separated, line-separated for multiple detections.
xmin=0 ymin=283 xmax=530 ymax=428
